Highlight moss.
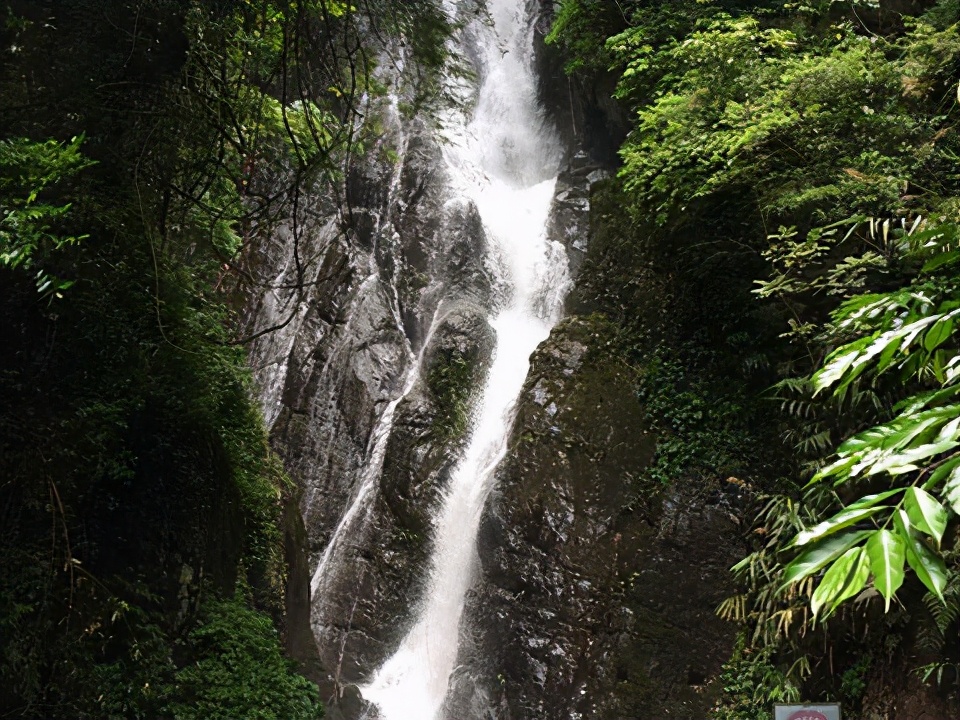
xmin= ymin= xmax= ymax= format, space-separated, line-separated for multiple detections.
xmin=427 ymin=349 xmax=476 ymax=441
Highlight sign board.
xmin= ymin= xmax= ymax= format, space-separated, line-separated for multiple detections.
xmin=774 ymin=704 xmax=841 ymax=720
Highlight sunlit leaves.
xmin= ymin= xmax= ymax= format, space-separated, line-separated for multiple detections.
xmin=554 ymin=0 xmax=960 ymax=630
xmin=896 ymin=510 xmax=948 ymax=602
xmin=781 ymin=530 xmax=872 ymax=586
xmin=904 ymin=487 xmax=948 ymax=547
xmin=614 ymin=12 xmax=929 ymax=229
xmin=811 ymin=305 xmax=960 ymax=397
xmin=811 ymin=404 xmax=960 ymax=485
xmin=810 ymin=546 xmax=870 ymax=618
xmin=776 ymin=220 xmax=960 ymax=617
xmin=865 ymin=529 xmax=905 ymax=611
xmin=790 ymin=506 xmax=887 ymax=548
xmin=943 ymin=464 xmax=960 ymax=515
xmin=0 ymin=136 xmax=93 ymax=297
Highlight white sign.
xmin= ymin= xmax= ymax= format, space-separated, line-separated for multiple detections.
xmin=774 ymin=703 xmax=841 ymax=720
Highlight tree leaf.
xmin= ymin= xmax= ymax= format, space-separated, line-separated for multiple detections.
xmin=790 ymin=506 xmax=885 ymax=548
xmin=874 ymin=437 xmax=960 ymax=476
xmin=876 ymin=333 xmax=904 ymax=374
xmin=811 ymin=546 xmax=870 ymax=618
xmin=810 ymin=454 xmax=857 ymax=484
xmin=922 ymin=454 xmax=960 ymax=491
xmin=895 ymin=510 xmax=947 ymax=602
xmin=812 ymin=337 xmax=873 ymax=394
xmin=865 ymin=528 xmax=905 ymax=611
xmin=904 ymin=486 xmax=948 ymax=546
xmin=942 ymin=463 xmax=960 ymax=515
xmin=781 ymin=530 xmax=871 ymax=588
xmin=843 ymin=488 xmax=903 ymax=511
xmin=923 ymin=316 xmax=954 ymax=352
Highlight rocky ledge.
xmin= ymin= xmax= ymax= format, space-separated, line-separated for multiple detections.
xmin=460 ymin=315 xmax=746 ymax=720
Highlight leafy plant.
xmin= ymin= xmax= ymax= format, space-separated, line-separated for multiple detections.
xmin=428 ymin=350 xmax=475 ymax=441
xmin=0 ymin=135 xmax=93 ymax=297
xmin=635 ymin=348 xmax=756 ymax=486
xmin=776 ymin=221 xmax=960 ymax=618
xmin=167 ymin=589 xmax=323 ymax=720
xmin=710 ymin=636 xmax=800 ymax=720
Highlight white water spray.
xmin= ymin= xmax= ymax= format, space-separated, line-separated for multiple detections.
xmin=361 ymin=2 xmax=570 ymax=718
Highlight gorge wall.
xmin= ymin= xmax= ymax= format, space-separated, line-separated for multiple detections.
xmin=245 ymin=1 xmax=747 ymax=717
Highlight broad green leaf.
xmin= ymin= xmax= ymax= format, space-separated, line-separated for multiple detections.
xmin=811 ymin=546 xmax=870 ymax=618
xmin=882 ymin=413 xmax=951 ymax=450
xmin=834 ymin=293 xmax=891 ymax=328
xmin=876 ymin=333 xmax=904 ymax=374
xmin=812 ymin=340 xmax=870 ymax=394
xmin=896 ymin=315 xmax=941 ymax=357
xmin=843 ymin=488 xmax=904 ymax=511
xmin=922 ymin=454 xmax=960 ymax=492
xmin=935 ymin=415 xmax=960 ymax=443
xmin=946 ymin=356 xmax=960 ymax=384
xmin=837 ymin=424 xmax=899 ymax=455
xmin=895 ymin=510 xmax=947 ymax=602
xmin=922 ymin=249 xmax=960 ymax=273
xmin=781 ymin=530 xmax=871 ymax=588
xmin=873 ymin=438 xmax=960 ymax=476
xmin=895 ymin=390 xmax=960 ymax=415
xmin=904 ymin=486 xmax=948 ymax=546
xmin=865 ymin=529 xmax=905 ymax=611
xmin=905 ymin=537 xmax=948 ymax=603
xmin=942 ymin=465 xmax=960 ymax=515
xmin=810 ymin=455 xmax=857 ymax=484
xmin=837 ymin=329 xmax=898 ymax=393
xmin=790 ymin=506 xmax=885 ymax=548
xmin=924 ymin=316 xmax=955 ymax=352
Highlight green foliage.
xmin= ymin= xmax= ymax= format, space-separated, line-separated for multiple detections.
xmin=428 ymin=350 xmax=475 ymax=441
xmin=616 ymin=16 xmax=939 ymax=229
xmin=553 ymin=0 xmax=960 ymax=703
xmin=710 ymin=636 xmax=800 ymax=720
xmin=0 ymin=2 xmax=455 ymax=714
xmin=636 ymin=348 xmax=756 ymax=486
xmin=774 ymin=223 xmax=960 ymax=618
xmin=0 ymin=135 xmax=93 ymax=296
xmin=545 ymin=0 xmax=628 ymax=73
xmin=0 ymin=0 xmax=450 ymax=717
xmin=542 ymin=3 xmax=960 ymax=716
xmin=573 ymin=0 xmax=960 ymax=635
xmin=0 ymin=0 xmax=399 ymax=715
xmin=839 ymin=651 xmax=872 ymax=705
xmin=167 ymin=590 xmax=323 ymax=720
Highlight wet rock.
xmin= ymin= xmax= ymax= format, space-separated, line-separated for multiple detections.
xmin=461 ymin=316 xmax=744 ymax=720
xmin=243 ymin=3 xmax=654 ymax=718
xmin=548 ymin=154 xmax=607 ymax=277
xmin=244 ymin=27 xmax=503 ymax=710
xmin=532 ymin=0 xmax=629 ymax=168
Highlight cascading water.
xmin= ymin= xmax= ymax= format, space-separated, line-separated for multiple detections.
xmin=359 ymin=1 xmax=571 ymax=718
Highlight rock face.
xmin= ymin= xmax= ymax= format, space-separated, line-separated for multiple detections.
xmin=245 ymin=2 xmax=746 ymax=719
xmin=456 ymin=316 xmax=744 ymax=719
xmin=242 ymin=65 xmax=501 ymax=700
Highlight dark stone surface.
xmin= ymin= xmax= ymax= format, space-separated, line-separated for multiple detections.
xmin=532 ymin=0 xmax=629 ymax=169
xmin=457 ymin=316 xmax=745 ymax=719
xmin=246 ymin=4 xmax=747 ymax=719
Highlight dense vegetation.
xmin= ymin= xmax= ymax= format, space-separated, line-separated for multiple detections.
xmin=549 ymin=0 xmax=960 ymax=715
xmin=0 ymin=1 xmax=450 ymax=717
xmin=5 ymin=0 xmax=959 ymax=716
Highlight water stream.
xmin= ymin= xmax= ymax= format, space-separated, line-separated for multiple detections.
xmin=359 ymin=2 xmax=570 ymax=718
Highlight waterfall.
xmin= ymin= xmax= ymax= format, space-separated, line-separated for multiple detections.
xmin=359 ymin=1 xmax=571 ymax=718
